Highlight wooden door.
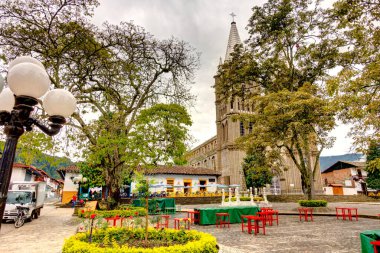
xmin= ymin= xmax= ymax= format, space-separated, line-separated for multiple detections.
xmin=332 ymin=186 xmax=343 ymax=195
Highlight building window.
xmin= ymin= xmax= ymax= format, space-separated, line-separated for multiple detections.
xmin=166 ymin=179 xmax=174 ymax=193
xmin=248 ymin=122 xmax=253 ymax=133
xmin=230 ymin=100 xmax=234 ymax=109
xmin=240 ymin=121 xmax=245 ymax=136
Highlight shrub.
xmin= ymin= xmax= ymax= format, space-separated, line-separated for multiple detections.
xmin=62 ymin=228 xmax=218 ymax=253
xmin=298 ymin=200 xmax=327 ymax=207
xmin=78 ymin=208 xmax=146 ymax=218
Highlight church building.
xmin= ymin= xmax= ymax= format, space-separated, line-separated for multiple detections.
xmin=186 ymin=19 xmax=324 ymax=194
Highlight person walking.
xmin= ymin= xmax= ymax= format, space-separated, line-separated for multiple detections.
xmin=71 ymin=194 xmax=77 ymax=208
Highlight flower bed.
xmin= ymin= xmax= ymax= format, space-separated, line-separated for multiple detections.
xmin=62 ymin=228 xmax=218 ymax=253
xmin=78 ymin=208 xmax=146 ymax=218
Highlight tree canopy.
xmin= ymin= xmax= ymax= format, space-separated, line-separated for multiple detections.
xmin=326 ymin=0 xmax=380 ymax=151
xmin=218 ymin=0 xmax=340 ymax=199
xmin=0 ymin=0 xmax=198 ymax=204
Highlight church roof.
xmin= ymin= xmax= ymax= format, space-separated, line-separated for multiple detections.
xmin=224 ymin=21 xmax=242 ymax=61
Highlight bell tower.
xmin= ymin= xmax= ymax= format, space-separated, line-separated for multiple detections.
xmin=215 ymin=15 xmax=247 ymax=188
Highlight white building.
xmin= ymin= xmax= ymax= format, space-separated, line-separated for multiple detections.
xmin=57 ymin=165 xmax=80 ymax=203
xmin=11 ymin=163 xmax=62 ymax=198
xmin=131 ymin=166 xmax=221 ymax=195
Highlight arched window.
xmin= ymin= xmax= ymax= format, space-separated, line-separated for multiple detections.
xmin=240 ymin=121 xmax=245 ymax=136
xmin=225 ymin=122 xmax=228 ymax=141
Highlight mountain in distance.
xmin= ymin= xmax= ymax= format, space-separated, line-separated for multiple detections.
xmin=15 ymin=153 xmax=74 ymax=180
xmin=319 ymin=153 xmax=363 ymax=172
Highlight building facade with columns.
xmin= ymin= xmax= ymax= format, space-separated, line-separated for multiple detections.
xmin=186 ymin=20 xmax=323 ymax=194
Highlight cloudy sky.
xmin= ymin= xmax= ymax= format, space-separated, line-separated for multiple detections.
xmin=91 ymin=0 xmax=354 ymax=156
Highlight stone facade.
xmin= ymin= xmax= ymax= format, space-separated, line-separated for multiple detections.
xmin=186 ymin=20 xmax=324 ymax=194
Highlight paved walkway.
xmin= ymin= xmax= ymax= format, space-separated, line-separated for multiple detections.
xmin=0 ymin=201 xmax=379 ymax=252
xmin=0 ymin=202 xmax=79 ymax=253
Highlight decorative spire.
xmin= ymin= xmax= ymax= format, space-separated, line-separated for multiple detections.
xmin=224 ymin=14 xmax=241 ymax=61
xmin=230 ymin=12 xmax=236 ymax=22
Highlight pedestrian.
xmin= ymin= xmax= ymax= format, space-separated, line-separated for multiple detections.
xmin=71 ymin=194 xmax=77 ymax=208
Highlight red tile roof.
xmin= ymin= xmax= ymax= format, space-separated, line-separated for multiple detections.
xmin=57 ymin=165 xmax=79 ymax=173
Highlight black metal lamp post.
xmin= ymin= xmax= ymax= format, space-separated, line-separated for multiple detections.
xmin=0 ymin=56 xmax=76 ymax=230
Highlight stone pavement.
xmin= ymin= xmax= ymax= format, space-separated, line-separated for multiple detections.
xmin=0 ymin=202 xmax=79 ymax=253
xmin=0 ymin=201 xmax=379 ymax=252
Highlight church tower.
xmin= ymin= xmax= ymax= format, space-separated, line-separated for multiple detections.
xmin=186 ymin=15 xmax=324 ymax=195
xmin=214 ymin=17 xmax=247 ymax=188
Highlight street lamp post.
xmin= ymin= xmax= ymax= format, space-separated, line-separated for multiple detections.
xmin=0 ymin=56 xmax=76 ymax=230
xmin=73 ymin=175 xmax=87 ymax=200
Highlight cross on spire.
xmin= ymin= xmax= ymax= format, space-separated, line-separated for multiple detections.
xmin=230 ymin=12 xmax=236 ymax=22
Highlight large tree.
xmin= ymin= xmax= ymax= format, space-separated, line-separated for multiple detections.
xmin=326 ymin=0 xmax=380 ymax=151
xmin=0 ymin=0 xmax=198 ymax=204
xmin=218 ymin=0 xmax=341 ymax=199
xmin=82 ymin=103 xmax=192 ymax=200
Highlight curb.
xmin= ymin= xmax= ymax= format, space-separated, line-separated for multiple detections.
xmin=278 ymin=211 xmax=380 ymax=219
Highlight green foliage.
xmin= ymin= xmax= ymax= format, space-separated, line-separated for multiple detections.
xmin=0 ymin=1 xmax=198 ymax=205
xmin=217 ymin=0 xmax=340 ymax=200
xmin=326 ymin=1 xmax=380 ymax=149
xmin=78 ymin=208 xmax=146 ymax=218
xmin=298 ymin=200 xmax=327 ymax=207
xmin=126 ymin=103 xmax=192 ymax=167
xmin=78 ymin=162 xmax=105 ymax=188
xmin=366 ymin=143 xmax=380 ymax=189
xmin=62 ymin=228 xmax=218 ymax=253
xmin=242 ymin=148 xmax=274 ymax=189
xmin=0 ymin=140 xmax=73 ymax=179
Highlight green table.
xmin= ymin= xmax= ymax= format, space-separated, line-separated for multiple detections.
xmin=132 ymin=198 xmax=176 ymax=214
xmin=195 ymin=206 xmax=260 ymax=225
xmin=360 ymin=230 xmax=380 ymax=253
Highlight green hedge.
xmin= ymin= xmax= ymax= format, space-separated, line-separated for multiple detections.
xmin=224 ymin=196 xmax=263 ymax=202
xmin=298 ymin=200 xmax=327 ymax=207
xmin=78 ymin=208 xmax=146 ymax=218
xmin=62 ymin=228 xmax=218 ymax=253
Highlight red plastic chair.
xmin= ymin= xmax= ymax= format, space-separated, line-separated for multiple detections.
xmin=370 ymin=241 xmax=380 ymax=253
xmin=216 ymin=213 xmax=230 ymax=228
xmin=247 ymin=216 xmax=265 ymax=235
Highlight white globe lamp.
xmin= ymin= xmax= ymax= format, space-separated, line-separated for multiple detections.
xmin=0 ymin=88 xmax=15 ymax=113
xmin=7 ymin=62 xmax=50 ymax=99
xmin=42 ymin=89 xmax=76 ymax=118
xmin=8 ymin=56 xmax=45 ymax=71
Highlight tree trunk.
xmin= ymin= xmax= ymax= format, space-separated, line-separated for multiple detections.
xmin=307 ymin=152 xmax=315 ymax=200
xmin=106 ymin=184 xmax=120 ymax=210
